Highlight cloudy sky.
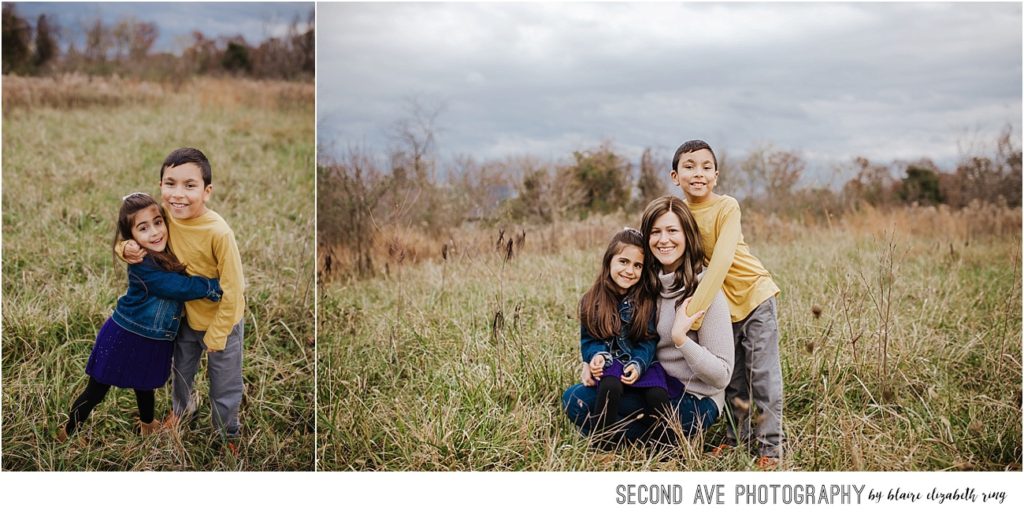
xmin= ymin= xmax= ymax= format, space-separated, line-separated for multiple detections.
xmin=318 ymin=2 xmax=1021 ymax=183
xmin=11 ymin=2 xmax=313 ymax=53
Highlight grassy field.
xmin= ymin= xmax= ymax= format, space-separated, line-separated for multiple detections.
xmin=317 ymin=208 xmax=1022 ymax=471
xmin=2 ymin=76 xmax=315 ymax=470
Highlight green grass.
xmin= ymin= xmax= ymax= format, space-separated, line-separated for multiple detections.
xmin=317 ymin=222 xmax=1021 ymax=471
xmin=2 ymin=77 xmax=314 ymax=470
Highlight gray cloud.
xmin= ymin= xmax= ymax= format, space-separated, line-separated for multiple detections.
xmin=319 ymin=2 xmax=1021 ymax=175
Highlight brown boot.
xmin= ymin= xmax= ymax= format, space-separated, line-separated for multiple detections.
xmin=138 ymin=419 xmax=162 ymax=436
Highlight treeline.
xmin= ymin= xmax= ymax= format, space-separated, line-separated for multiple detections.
xmin=318 ymin=110 xmax=1020 ymax=277
xmin=1 ymin=4 xmax=313 ymax=81
xmin=721 ymin=127 xmax=1022 ymax=220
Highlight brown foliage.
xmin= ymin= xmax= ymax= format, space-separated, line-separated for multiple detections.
xmin=1 ymin=74 xmax=312 ymax=112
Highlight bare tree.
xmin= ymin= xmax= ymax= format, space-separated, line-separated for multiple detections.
xmin=634 ymin=147 xmax=666 ymax=210
xmin=84 ymin=18 xmax=111 ymax=62
xmin=318 ymin=147 xmax=391 ymax=277
xmin=842 ymin=157 xmax=897 ymax=207
xmin=384 ymin=98 xmax=448 ymax=231
xmin=765 ymin=149 xmax=805 ymax=198
xmin=129 ymin=21 xmax=158 ymax=61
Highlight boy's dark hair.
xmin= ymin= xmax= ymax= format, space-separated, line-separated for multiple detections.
xmin=672 ymin=139 xmax=717 ymax=173
xmin=161 ymin=147 xmax=212 ymax=186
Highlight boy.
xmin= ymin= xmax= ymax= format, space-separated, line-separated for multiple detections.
xmin=670 ymin=139 xmax=783 ymax=468
xmin=122 ymin=147 xmax=246 ymax=448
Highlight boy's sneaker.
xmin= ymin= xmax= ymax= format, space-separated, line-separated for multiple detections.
xmin=709 ymin=442 xmax=734 ymax=457
xmin=162 ymin=411 xmax=180 ymax=430
xmin=226 ymin=440 xmax=241 ymax=457
xmin=162 ymin=410 xmax=196 ymax=431
xmin=756 ymin=456 xmax=779 ymax=470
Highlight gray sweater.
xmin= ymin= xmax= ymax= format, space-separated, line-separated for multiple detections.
xmin=654 ymin=271 xmax=735 ymax=411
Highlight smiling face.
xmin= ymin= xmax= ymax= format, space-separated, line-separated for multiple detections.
xmin=160 ymin=162 xmax=211 ymax=220
xmin=648 ymin=211 xmax=686 ymax=273
xmin=130 ymin=204 xmax=168 ymax=253
xmin=671 ymin=148 xmax=718 ymax=203
xmin=608 ymin=244 xmax=644 ymax=294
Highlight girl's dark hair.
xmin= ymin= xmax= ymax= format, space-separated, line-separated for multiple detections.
xmin=579 ymin=228 xmax=656 ymax=342
xmin=640 ymin=195 xmax=705 ymax=308
xmin=113 ymin=192 xmax=186 ymax=273
xmin=672 ymin=139 xmax=717 ymax=173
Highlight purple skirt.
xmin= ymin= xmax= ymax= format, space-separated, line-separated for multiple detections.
xmin=85 ymin=318 xmax=173 ymax=391
xmin=600 ymin=360 xmax=685 ymax=398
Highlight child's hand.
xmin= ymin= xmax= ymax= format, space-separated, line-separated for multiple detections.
xmin=123 ymin=240 xmax=146 ymax=264
xmin=580 ymin=362 xmax=596 ymax=387
xmin=672 ymin=298 xmax=705 ymax=347
xmin=622 ymin=364 xmax=640 ymax=385
xmin=588 ymin=354 xmax=605 ymax=378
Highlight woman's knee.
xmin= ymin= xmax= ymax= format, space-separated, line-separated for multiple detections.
xmin=671 ymin=395 xmax=720 ymax=436
xmin=562 ymin=383 xmax=596 ymax=423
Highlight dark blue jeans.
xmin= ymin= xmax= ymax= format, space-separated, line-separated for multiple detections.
xmin=562 ymin=382 xmax=719 ymax=444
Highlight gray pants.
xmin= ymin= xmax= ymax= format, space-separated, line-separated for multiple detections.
xmin=172 ymin=320 xmax=244 ymax=438
xmin=725 ymin=296 xmax=785 ymax=458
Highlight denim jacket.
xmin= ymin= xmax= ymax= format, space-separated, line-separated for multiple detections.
xmin=111 ymin=256 xmax=222 ymax=341
xmin=580 ymin=296 xmax=658 ymax=375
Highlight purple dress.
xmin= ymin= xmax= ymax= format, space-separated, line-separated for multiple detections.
xmin=85 ymin=318 xmax=173 ymax=391
xmin=600 ymin=360 xmax=685 ymax=399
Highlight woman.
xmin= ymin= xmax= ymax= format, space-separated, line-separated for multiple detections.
xmin=562 ymin=195 xmax=734 ymax=445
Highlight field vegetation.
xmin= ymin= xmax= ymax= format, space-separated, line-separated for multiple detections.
xmin=318 ymin=108 xmax=1021 ymax=470
xmin=318 ymin=207 xmax=1021 ymax=470
xmin=2 ymin=75 xmax=315 ymax=470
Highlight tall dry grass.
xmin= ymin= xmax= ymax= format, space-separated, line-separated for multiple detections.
xmin=2 ymin=74 xmax=313 ymax=112
xmin=2 ymin=75 xmax=314 ymax=470
xmin=317 ymin=207 xmax=1021 ymax=470
xmin=319 ymin=204 xmax=1022 ymax=281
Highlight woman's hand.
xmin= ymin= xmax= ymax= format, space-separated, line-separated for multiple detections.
xmin=621 ymin=364 xmax=640 ymax=385
xmin=580 ymin=362 xmax=596 ymax=387
xmin=672 ymin=298 xmax=705 ymax=347
xmin=588 ymin=354 xmax=605 ymax=379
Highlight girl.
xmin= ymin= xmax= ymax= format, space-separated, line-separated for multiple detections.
xmin=578 ymin=228 xmax=670 ymax=445
xmin=564 ymin=197 xmax=734 ymax=446
xmin=58 ymin=192 xmax=222 ymax=441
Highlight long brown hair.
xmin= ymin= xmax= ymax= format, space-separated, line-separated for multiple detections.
xmin=579 ymin=228 xmax=656 ymax=342
xmin=113 ymin=192 xmax=186 ymax=273
xmin=640 ymin=195 xmax=705 ymax=308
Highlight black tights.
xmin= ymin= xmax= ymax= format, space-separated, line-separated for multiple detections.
xmin=65 ymin=377 xmax=155 ymax=435
xmin=595 ymin=376 xmax=624 ymax=432
xmin=596 ymin=377 xmax=673 ymax=443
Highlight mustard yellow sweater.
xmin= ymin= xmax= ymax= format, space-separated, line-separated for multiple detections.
xmin=684 ymin=195 xmax=779 ymax=328
xmin=164 ymin=207 xmax=246 ymax=351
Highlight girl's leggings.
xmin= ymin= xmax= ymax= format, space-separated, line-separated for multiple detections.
xmin=65 ymin=377 xmax=155 ymax=435
xmin=595 ymin=377 xmax=670 ymax=433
